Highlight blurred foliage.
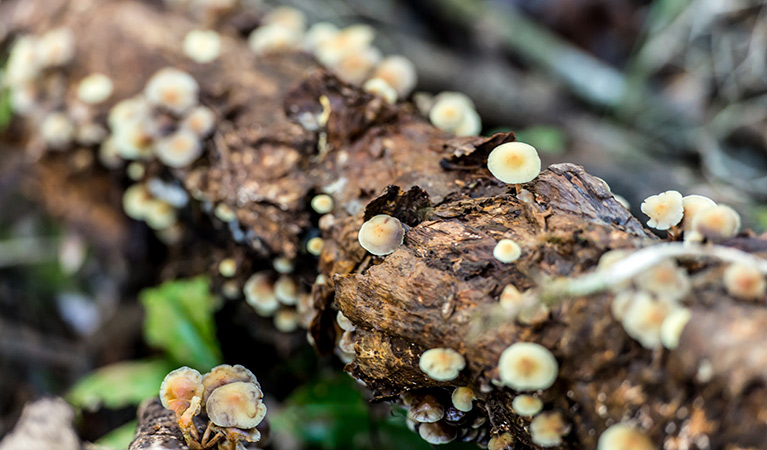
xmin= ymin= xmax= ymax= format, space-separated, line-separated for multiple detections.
xmin=514 ymin=125 xmax=567 ymax=155
xmin=95 ymin=419 xmax=138 ymax=450
xmin=0 ymin=87 xmax=10 ymax=132
xmin=141 ymin=276 xmax=222 ymax=371
xmin=67 ymin=359 xmax=177 ymax=411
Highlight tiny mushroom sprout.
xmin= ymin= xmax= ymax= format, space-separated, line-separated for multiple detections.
xmin=306 ymin=236 xmax=324 ymax=256
xmin=498 ymin=342 xmax=558 ymax=391
xmin=681 ymin=195 xmax=716 ymax=231
xmin=512 ymin=394 xmax=543 ymax=417
xmin=363 ymin=77 xmax=398 ymax=104
xmin=407 ymin=394 xmax=445 ymax=423
xmin=493 ymin=239 xmax=522 ymax=264
xmin=597 ymin=424 xmax=655 ymax=450
xmin=451 ymin=386 xmax=475 ymax=412
xmin=310 ymin=194 xmax=334 ymax=214
xmin=218 ymin=258 xmax=237 ymax=277
xmin=358 ymin=214 xmax=405 ymax=256
xmin=77 ymin=73 xmax=114 ymax=104
xmin=529 ymin=411 xmax=570 ymax=447
xmin=691 ymin=204 xmax=741 ymax=242
xmin=145 ymin=68 xmax=199 ymax=115
xmin=723 ymin=263 xmax=766 ymax=300
xmin=660 ymin=307 xmax=691 ymax=350
xmin=419 ymin=348 xmax=466 ymax=381
xmin=155 ymin=129 xmax=203 ymax=168
xmin=372 ymin=55 xmax=418 ymax=98
xmin=429 ymin=92 xmax=481 ymax=137
xmin=183 ymin=29 xmax=222 ymax=63
xmin=418 ymin=422 xmax=457 ymax=445
xmin=640 ymin=190 xmax=684 ymax=231
xmin=487 ymin=142 xmax=542 ymax=192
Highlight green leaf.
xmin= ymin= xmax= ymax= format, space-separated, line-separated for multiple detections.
xmin=140 ymin=276 xmax=222 ymax=371
xmin=67 ymin=359 xmax=176 ymax=411
xmin=515 ymin=125 xmax=567 ymax=155
xmin=95 ymin=420 xmax=137 ymax=450
xmin=0 ymin=87 xmax=11 ymax=132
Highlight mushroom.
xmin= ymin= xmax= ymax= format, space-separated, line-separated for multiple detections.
xmin=358 ymin=214 xmax=405 ymax=256
xmin=691 ymin=204 xmax=741 ymax=242
xmin=487 ymin=432 xmax=515 ymax=450
xmin=40 ymin=112 xmax=75 ymax=149
xmin=529 ymin=411 xmax=570 ymax=447
xmin=108 ymin=96 xmax=151 ymax=130
xmin=214 ymin=203 xmax=236 ymax=223
xmin=512 ymin=395 xmax=543 ymax=417
xmin=218 ymin=258 xmax=237 ymax=277
xmin=451 ymin=387 xmax=474 ymax=413
xmin=262 ymin=6 xmax=306 ymax=33
xmin=145 ymin=68 xmax=199 ymax=115
xmin=498 ymin=342 xmax=558 ymax=391
xmin=144 ymin=200 xmax=178 ymax=230
xmin=77 ymin=73 xmax=114 ymax=105
xmin=310 ymin=194 xmax=334 ymax=214
xmin=315 ymin=24 xmax=375 ymax=66
xmin=419 ymin=348 xmax=466 ymax=381
xmin=332 ymin=46 xmax=382 ymax=85
xmin=597 ymin=424 xmax=654 ymax=450
xmin=493 ymin=239 xmax=522 ymax=264
xmin=372 ymin=55 xmax=417 ymax=98
xmin=201 ymin=364 xmax=258 ymax=405
xmin=303 ymin=22 xmax=339 ymax=52
xmin=363 ymin=77 xmax=397 ymax=104
xmin=122 ymin=183 xmax=153 ymax=220
xmin=723 ymin=263 xmax=766 ymax=300
xmin=337 ymin=330 xmax=355 ymax=354
xmin=248 ymin=24 xmax=302 ymax=55
xmin=160 ymin=366 xmax=204 ymax=416
xmin=244 ymin=272 xmax=280 ymax=316
xmin=155 ymin=129 xmax=202 ymax=168
xmin=181 ymin=106 xmax=216 ymax=138
xmin=418 ymin=421 xmax=457 ymax=445
xmin=272 ymin=256 xmax=294 ymax=274
xmin=183 ymin=30 xmax=221 ymax=64
xmin=640 ymin=190 xmax=684 ymax=231
xmin=36 ymin=28 xmax=75 ymax=68
xmin=77 ymin=122 xmax=108 ymax=146
xmin=205 ymin=381 xmax=267 ymax=429
xmin=633 ymin=259 xmax=690 ymax=301
xmin=407 ymin=394 xmax=445 ymax=423
xmin=306 ymin=236 xmax=324 ymax=256
xmin=336 ymin=311 xmax=355 ymax=331
xmin=274 ymin=275 xmax=299 ymax=305
xmin=112 ymin=120 xmax=154 ymax=160
xmin=274 ymin=308 xmax=299 ymax=333
xmin=620 ymin=292 xmax=674 ymax=349
xmin=429 ymin=93 xmax=479 ymax=136
xmin=681 ymin=195 xmax=716 ymax=232
xmin=486 ymin=142 xmax=542 ymax=192
xmin=5 ymin=36 xmax=40 ymax=86
xmin=660 ymin=307 xmax=691 ymax=350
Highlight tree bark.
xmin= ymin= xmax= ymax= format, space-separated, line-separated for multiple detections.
xmin=2 ymin=1 xmax=767 ymax=449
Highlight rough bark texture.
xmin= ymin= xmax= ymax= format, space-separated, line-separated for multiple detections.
xmin=2 ymin=1 xmax=767 ymax=449
xmin=0 ymin=398 xmax=80 ymax=450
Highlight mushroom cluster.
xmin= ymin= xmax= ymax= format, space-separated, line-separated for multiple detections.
xmin=123 ymin=180 xmax=188 ymax=235
xmin=401 ymin=390 xmax=492 ymax=446
xmin=160 ymin=364 xmax=267 ymax=449
xmin=640 ymin=191 xmax=741 ymax=242
xmin=428 ymin=92 xmax=482 ymax=136
xmin=241 ymin=270 xmax=314 ymax=334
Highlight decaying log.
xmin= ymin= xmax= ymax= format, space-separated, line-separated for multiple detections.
xmin=2 ymin=1 xmax=767 ymax=449
xmin=0 ymin=398 xmax=80 ymax=450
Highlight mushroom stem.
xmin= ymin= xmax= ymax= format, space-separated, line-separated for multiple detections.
xmin=515 ymin=183 xmax=522 ymax=194
xmin=667 ymin=225 xmax=680 ymax=240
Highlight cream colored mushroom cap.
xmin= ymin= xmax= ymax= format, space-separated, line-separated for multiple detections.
xmin=310 ymin=194 xmax=334 ymax=214
xmin=451 ymin=387 xmax=474 ymax=412
xmin=206 ymin=381 xmax=267 ymax=429
xmin=418 ymin=422 xmax=457 ymax=445
xmin=620 ymin=293 xmax=673 ymax=349
xmin=183 ymin=29 xmax=222 ymax=64
xmin=363 ymin=77 xmax=398 ymax=104
xmin=640 ymin=190 xmax=683 ymax=230
xmin=155 ymin=129 xmax=202 ymax=168
xmin=487 ymin=142 xmax=542 ymax=185
xmin=597 ymin=424 xmax=655 ymax=450
xmin=530 ymin=411 xmax=569 ymax=447
xmin=724 ymin=263 xmax=766 ymax=300
xmin=160 ymin=366 xmax=203 ymax=414
xmin=493 ymin=239 xmax=522 ymax=263
xmin=691 ymin=204 xmax=740 ymax=241
xmin=145 ymin=68 xmax=199 ymax=114
xmin=182 ymin=106 xmax=216 ymax=137
xmin=498 ymin=342 xmax=558 ymax=391
xmin=201 ymin=364 xmax=258 ymax=405
xmin=660 ymin=307 xmax=691 ymax=350
xmin=373 ymin=55 xmax=417 ymax=97
xmin=244 ymin=272 xmax=279 ymax=316
xmin=407 ymin=395 xmax=445 ymax=423
xmin=512 ymin=395 xmax=543 ymax=416
xmin=681 ymin=195 xmax=716 ymax=231
xmin=77 ymin=73 xmax=114 ymax=104
xmin=358 ymin=214 xmax=405 ymax=256
xmin=419 ymin=348 xmax=466 ymax=381
xmin=429 ymin=95 xmax=469 ymax=132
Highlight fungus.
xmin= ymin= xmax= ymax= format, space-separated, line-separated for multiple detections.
xmin=122 ymin=183 xmax=153 ymax=220
xmin=274 ymin=275 xmax=298 ymax=305
xmin=40 ymin=112 xmax=74 ymax=149
xmin=160 ymin=366 xmax=204 ymax=416
xmin=98 ymin=138 xmax=123 ymax=169
xmin=5 ymin=37 xmax=40 ymax=86
xmin=183 ymin=29 xmax=221 ymax=64
xmin=77 ymin=123 xmax=108 ymax=146
xmin=336 ymin=311 xmax=355 ymax=331
xmin=614 ymin=194 xmax=630 ymax=210
xmin=529 ymin=411 xmax=570 ymax=447
xmin=37 ymin=28 xmax=76 ymax=68
xmin=9 ymin=83 xmax=39 ymax=116
xmin=660 ymin=307 xmax=691 ymax=350
xmin=633 ymin=259 xmax=690 ymax=301
xmin=274 ymin=308 xmax=299 ymax=333
xmin=112 ymin=120 xmax=154 ymax=160
xmin=201 ymin=364 xmax=258 ymax=405
xmin=145 ymin=68 xmax=199 ymax=114
xmin=218 ymin=258 xmax=237 ymax=277
xmin=454 ymin=108 xmax=481 ymax=137
xmin=303 ymin=22 xmax=339 ymax=51
xmin=332 ymin=47 xmax=382 ymax=85
xmin=144 ymin=200 xmax=177 ymax=230
xmin=723 ymin=263 xmax=766 ymax=300
xmin=77 ymin=73 xmax=114 ymax=105
xmin=429 ymin=94 xmax=472 ymax=133
xmin=493 ymin=239 xmax=521 ymax=264
xmin=221 ymin=280 xmax=240 ymax=299
xmin=248 ymin=24 xmax=302 ymax=55
xmin=620 ymin=293 xmax=674 ymax=349
xmin=306 ymin=236 xmax=324 ymax=256
xmin=419 ymin=348 xmax=466 ymax=381
xmin=512 ymin=395 xmax=543 ymax=417
xmin=126 ymin=162 xmax=146 ymax=181
xmin=610 ymin=290 xmax=635 ymax=322
xmin=487 ymin=142 xmax=542 ymax=190
xmin=108 ymin=96 xmax=151 ymax=130
xmin=155 ymin=129 xmax=202 ymax=168
xmin=597 ymin=424 xmax=654 ymax=450
xmin=640 ymin=190 xmax=684 ymax=231
xmin=407 ymin=395 xmax=445 ymax=423
xmin=310 ymin=194 xmax=334 ymax=214
xmin=244 ymin=272 xmax=280 ymax=316
xmin=337 ymin=330 xmax=355 ymax=354
xmin=499 ymin=284 xmax=524 ymax=311
xmin=372 ymin=55 xmax=417 ymax=98
xmin=272 ymin=256 xmax=294 ymax=274
xmin=451 ymin=387 xmax=474 ymax=412
xmin=363 ymin=77 xmax=397 ymax=104
xmin=488 ymin=433 xmax=514 ymax=450
xmin=691 ymin=204 xmax=741 ymax=241
xmin=498 ymin=342 xmax=558 ymax=391
xmin=206 ymin=381 xmax=267 ymax=429
xmin=181 ymin=106 xmax=216 ymax=137
xmin=297 ymin=293 xmax=315 ymax=328
xmin=681 ymin=195 xmax=716 ymax=231
xmin=315 ymin=24 xmax=375 ymax=66
xmin=262 ymin=6 xmax=306 ymax=32
xmin=418 ymin=422 xmax=457 ymax=445
xmin=358 ymin=214 xmax=405 ymax=256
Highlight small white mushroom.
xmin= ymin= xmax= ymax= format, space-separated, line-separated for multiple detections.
xmin=145 ymin=68 xmax=199 ymax=115
xmin=310 ymin=194 xmax=334 ymax=214
xmin=487 ymin=433 xmax=515 ymax=450
xmin=633 ymin=259 xmax=690 ymax=301
xmin=429 ymin=93 xmax=478 ymax=135
xmin=112 ymin=120 xmax=154 ymax=160
xmin=108 ymin=96 xmax=151 ymax=130
xmin=122 ymin=183 xmax=154 ymax=220
xmin=155 ymin=129 xmax=203 ymax=168
xmin=274 ymin=308 xmax=299 ymax=333
xmin=214 ymin=203 xmax=237 ymax=223
xmin=306 ymin=236 xmax=324 ymax=256
xmin=181 ymin=106 xmax=216 ymax=138
xmin=419 ymin=348 xmax=466 ymax=381
xmin=723 ymin=263 xmax=766 ymax=300
xmin=218 ymin=258 xmax=237 ymax=277
xmin=144 ymin=200 xmax=178 ymax=230
xmin=620 ymin=293 xmax=674 ymax=349
xmin=681 ymin=195 xmax=716 ymax=232
xmin=183 ymin=29 xmax=222 ymax=64
xmin=337 ymin=329 xmax=355 ymax=354
xmin=303 ymin=22 xmax=339 ymax=52
xmin=315 ymin=24 xmax=375 ymax=66
xmin=418 ymin=421 xmax=457 ymax=445
xmin=407 ymin=394 xmax=444 ymax=423
xmin=40 ymin=112 xmax=75 ymax=149
xmin=372 ymin=55 xmax=417 ymax=98
xmin=597 ymin=424 xmax=654 ymax=450
xmin=660 ymin=307 xmax=691 ymax=350
xmin=529 ymin=411 xmax=570 ymax=447
xmin=451 ymin=387 xmax=474 ymax=412
xmin=363 ymin=77 xmax=397 ymax=104
xmin=159 ymin=366 xmax=203 ymax=415
xmin=493 ymin=239 xmax=521 ymax=264
xmin=336 ymin=311 xmax=355 ymax=331
xmin=640 ymin=190 xmax=684 ymax=231
xmin=36 ymin=28 xmax=75 ymax=68
xmin=77 ymin=123 xmax=108 ymax=146
xmin=262 ymin=6 xmax=307 ymax=33
xmin=272 ymin=256 xmax=294 ymax=274
xmin=332 ymin=46 xmax=382 ymax=85
xmin=358 ymin=214 xmax=405 ymax=256
xmin=487 ymin=142 xmax=542 ymax=186
xmin=248 ymin=24 xmax=302 ymax=55
xmin=4 ymin=37 xmax=41 ymax=86
xmin=498 ymin=342 xmax=558 ymax=391
xmin=244 ymin=272 xmax=280 ymax=316
xmin=205 ymin=381 xmax=267 ymax=429
xmin=512 ymin=394 xmax=543 ymax=417
xmin=274 ymin=275 xmax=299 ymax=305
xmin=691 ymin=204 xmax=741 ymax=241
xmin=77 ymin=73 xmax=114 ymax=104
